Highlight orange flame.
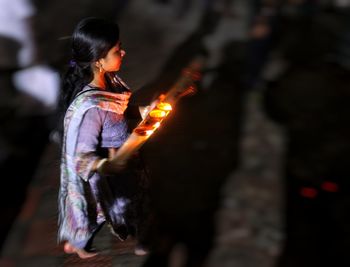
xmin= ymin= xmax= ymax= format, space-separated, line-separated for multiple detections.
xmin=157 ymin=102 xmax=172 ymax=111
xmin=150 ymin=109 xmax=167 ymax=118
xmin=134 ymin=102 xmax=172 ymax=137
xmin=144 ymin=130 xmax=155 ymax=136
xmin=153 ymin=122 xmax=161 ymax=129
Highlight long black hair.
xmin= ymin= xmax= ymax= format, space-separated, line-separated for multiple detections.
xmin=61 ymin=17 xmax=120 ymax=111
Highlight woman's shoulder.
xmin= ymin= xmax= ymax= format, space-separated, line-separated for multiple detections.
xmin=79 ymin=86 xmax=124 ymax=100
xmin=67 ymin=86 xmax=127 ymax=117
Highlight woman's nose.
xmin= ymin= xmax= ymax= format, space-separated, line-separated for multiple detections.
xmin=121 ymin=50 xmax=126 ymax=57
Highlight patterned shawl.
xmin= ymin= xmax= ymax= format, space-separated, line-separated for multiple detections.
xmin=58 ymin=89 xmax=129 ymax=245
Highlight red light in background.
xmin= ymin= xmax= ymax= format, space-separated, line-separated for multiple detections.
xmin=321 ymin=181 xmax=339 ymax=192
xmin=300 ymin=187 xmax=318 ymax=198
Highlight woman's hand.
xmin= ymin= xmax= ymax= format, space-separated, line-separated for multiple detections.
xmin=114 ymin=92 xmax=131 ymax=114
xmin=139 ymin=105 xmax=151 ymax=120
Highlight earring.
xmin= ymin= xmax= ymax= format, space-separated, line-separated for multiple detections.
xmin=99 ymin=66 xmax=103 ymax=73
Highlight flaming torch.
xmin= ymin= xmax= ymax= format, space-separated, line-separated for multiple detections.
xmin=108 ymin=57 xmax=204 ymax=167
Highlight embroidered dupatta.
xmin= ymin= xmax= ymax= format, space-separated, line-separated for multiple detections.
xmin=58 ymin=89 xmax=129 ymax=245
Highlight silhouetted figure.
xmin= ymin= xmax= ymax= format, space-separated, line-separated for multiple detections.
xmin=140 ymin=11 xmax=244 ymax=267
xmin=263 ymin=8 xmax=350 ymax=267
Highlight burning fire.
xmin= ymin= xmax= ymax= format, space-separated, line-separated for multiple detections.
xmin=134 ymin=102 xmax=172 ymax=137
xmin=156 ymin=102 xmax=172 ymax=111
xmin=150 ymin=110 xmax=167 ymax=118
xmin=110 ymin=57 xmax=202 ymax=167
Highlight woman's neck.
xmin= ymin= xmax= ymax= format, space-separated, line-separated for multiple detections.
xmin=90 ymin=71 xmax=106 ymax=89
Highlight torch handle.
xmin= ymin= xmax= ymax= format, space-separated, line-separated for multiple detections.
xmin=109 ymin=132 xmax=148 ymax=165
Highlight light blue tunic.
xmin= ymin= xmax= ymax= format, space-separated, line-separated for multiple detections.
xmin=58 ymin=88 xmax=148 ymax=249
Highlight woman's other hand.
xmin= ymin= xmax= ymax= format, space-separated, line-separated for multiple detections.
xmin=101 ymin=91 xmax=131 ymax=114
xmin=115 ymin=91 xmax=131 ymax=113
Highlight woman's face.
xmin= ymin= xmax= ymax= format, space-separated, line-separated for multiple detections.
xmin=100 ymin=41 xmax=126 ymax=72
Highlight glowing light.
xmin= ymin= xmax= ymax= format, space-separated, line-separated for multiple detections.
xmin=150 ymin=109 xmax=166 ymax=118
xmin=300 ymin=187 xmax=318 ymax=198
xmin=157 ymin=102 xmax=172 ymax=111
xmin=110 ymin=58 xmax=201 ymax=167
xmin=153 ymin=122 xmax=161 ymax=129
xmin=145 ymin=130 xmax=154 ymax=136
xmin=134 ymin=126 xmax=154 ymax=136
xmin=321 ymin=181 xmax=339 ymax=192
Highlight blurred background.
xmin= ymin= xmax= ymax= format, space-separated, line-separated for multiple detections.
xmin=1 ymin=0 xmax=350 ymax=266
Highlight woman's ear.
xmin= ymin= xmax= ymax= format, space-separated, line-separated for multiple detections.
xmin=95 ymin=60 xmax=101 ymax=68
xmin=95 ymin=59 xmax=105 ymax=73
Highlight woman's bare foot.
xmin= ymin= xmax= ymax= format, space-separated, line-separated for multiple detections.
xmin=134 ymin=244 xmax=149 ymax=256
xmin=63 ymin=242 xmax=98 ymax=259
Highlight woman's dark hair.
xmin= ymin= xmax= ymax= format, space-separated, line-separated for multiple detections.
xmin=61 ymin=17 xmax=120 ymax=110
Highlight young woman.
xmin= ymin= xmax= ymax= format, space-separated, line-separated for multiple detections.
xmin=58 ymin=17 xmax=150 ymax=259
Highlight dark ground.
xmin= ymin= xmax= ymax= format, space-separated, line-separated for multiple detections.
xmin=0 ymin=72 xmax=51 ymax=250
